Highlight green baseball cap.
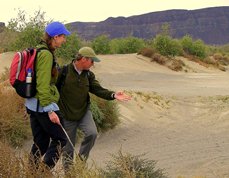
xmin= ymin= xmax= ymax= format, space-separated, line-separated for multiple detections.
xmin=79 ymin=47 xmax=100 ymax=62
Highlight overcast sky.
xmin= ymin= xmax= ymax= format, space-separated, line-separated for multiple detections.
xmin=1 ymin=0 xmax=229 ymax=25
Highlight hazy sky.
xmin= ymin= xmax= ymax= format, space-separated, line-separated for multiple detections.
xmin=1 ymin=0 xmax=229 ymax=25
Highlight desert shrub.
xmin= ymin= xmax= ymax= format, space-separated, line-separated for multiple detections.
xmin=0 ymin=67 xmax=10 ymax=82
xmin=110 ymin=37 xmax=145 ymax=54
xmin=168 ymin=59 xmax=184 ymax=71
xmin=91 ymin=35 xmax=111 ymax=54
xmin=0 ymin=141 xmax=57 ymax=177
xmin=212 ymin=53 xmax=229 ymax=65
xmin=102 ymin=150 xmax=168 ymax=178
xmin=151 ymin=53 xmax=167 ymax=65
xmin=181 ymin=35 xmax=207 ymax=59
xmin=218 ymin=65 xmax=226 ymax=71
xmin=0 ymin=81 xmax=30 ymax=147
xmin=138 ymin=47 xmax=156 ymax=58
xmin=221 ymin=55 xmax=229 ymax=65
xmin=6 ymin=9 xmax=81 ymax=61
xmin=7 ymin=9 xmax=48 ymax=51
xmin=192 ymin=40 xmax=207 ymax=59
xmin=90 ymin=94 xmax=120 ymax=132
xmin=55 ymin=31 xmax=81 ymax=61
xmin=122 ymin=37 xmax=145 ymax=53
xmin=65 ymin=156 xmax=101 ymax=178
xmin=213 ymin=53 xmax=224 ymax=61
xmin=153 ymin=35 xmax=182 ymax=57
xmin=0 ymin=142 xmax=168 ymax=178
xmin=0 ymin=28 xmax=18 ymax=52
xmin=0 ymin=141 xmax=98 ymax=177
xmin=180 ymin=35 xmax=193 ymax=54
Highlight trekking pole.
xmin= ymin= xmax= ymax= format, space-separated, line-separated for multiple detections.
xmin=60 ymin=123 xmax=75 ymax=150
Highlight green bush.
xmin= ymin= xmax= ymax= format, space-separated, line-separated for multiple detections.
xmin=90 ymin=94 xmax=120 ymax=132
xmin=5 ymin=9 xmax=81 ymax=62
xmin=55 ymin=32 xmax=81 ymax=61
xmin=91 ymin=35 xmax=111 ymax=54
xmin=110 ymin=38 xmax=123 ymax=54
xmin=153 ymin=35 xmax=182 ymax=57
xmin=192 ymin=40 xmax=207 ymax=59
xmin=122 ymin=37 xmax=145 ymax=53
xmin=181 ymin=35 xmax=207 ymax=59
xmin=7 ymin=9 xmax=48 ymax=51
xmin=110 ymin=37 xmax=145 ymax=54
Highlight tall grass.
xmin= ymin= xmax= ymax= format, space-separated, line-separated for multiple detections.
xmin=102 ymin=150 xmax=168 ymax=178
xmin=0 ymin=80 xmax=31 ymax=147
xmin=0 ymin=141 xmax=168 ymax=178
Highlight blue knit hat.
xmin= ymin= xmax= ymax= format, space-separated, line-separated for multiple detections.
xmin=45 ymin=21 xmax=71 ymax=37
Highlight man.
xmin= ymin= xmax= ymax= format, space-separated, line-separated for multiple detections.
xmin=57 ymin=47 xmax=131 ymax=170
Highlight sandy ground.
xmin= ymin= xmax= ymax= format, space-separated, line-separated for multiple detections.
xmin=1 ymin=52 xmax=229 ymax=177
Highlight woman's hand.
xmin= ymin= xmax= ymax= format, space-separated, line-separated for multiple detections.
xmin=48 ymin=111 xmax=61 ymax=125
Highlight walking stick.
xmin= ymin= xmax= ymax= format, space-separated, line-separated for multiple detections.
xmin=60 ymin=123 xmax=75 ymax=150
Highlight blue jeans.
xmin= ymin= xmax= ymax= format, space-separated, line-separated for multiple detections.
xmin=62 ymin=109 xmax=98 ymax=170
xmin=28 ymin=109 xmax=67 ymax=169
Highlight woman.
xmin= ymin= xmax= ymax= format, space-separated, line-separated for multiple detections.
xmin=25 ymin=21 xmax=70 ymax=169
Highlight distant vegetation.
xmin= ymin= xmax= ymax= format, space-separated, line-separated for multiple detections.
xmin=1 ymin=10 xmax=229 ymax=72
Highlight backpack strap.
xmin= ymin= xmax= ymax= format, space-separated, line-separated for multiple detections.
xmin=56 ymin=64 xmax=68 ymax=92
xmin=35 ymin=47 xmax=52 ymax=112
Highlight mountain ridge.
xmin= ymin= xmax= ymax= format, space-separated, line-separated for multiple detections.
xmin=68 ymin=6 xmax=229 ymax=45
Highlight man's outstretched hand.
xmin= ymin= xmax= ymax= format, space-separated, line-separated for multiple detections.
xmin=114 ymin=91 xmax=131 ymax=101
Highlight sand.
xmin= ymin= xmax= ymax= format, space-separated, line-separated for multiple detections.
xmin=1 ymin=52 xmax=229 ymax=177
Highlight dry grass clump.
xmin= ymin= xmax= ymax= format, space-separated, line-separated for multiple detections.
xmin=140 ymin=47 xmax=229 ymax=72
xmin=139 ymin=50 xmax=185 ymax=71
xmin=212 ymin=53 xmax=229 ymax=66
xmin=0 ymin=79 xmax=30 ymax=147
xmin=102 ymin=150 xmax=168 ymax=178
xmin=183 ymin=53 xmax=227 ymax=71
xmin=0 ymin=67 xmax=10 ymax=82
xmin=65 ymin=157 xmax=101 ymax=178
xmin=151 ymin=53 xmax=167 ymax=65
xmin=138 ymin=47 xmax=156 ymax=58
xmin=0 ymin=141 xmax=167 ymax=178
xmin=167 ymin=59 xmax=185 ymax=71
xmin=127 ymin=91 xmax=170 ymax=110
xmin=0 ymin=141 xmax=54 ymax=178
xmin=0 ymin=140 xmax=100 ymax=177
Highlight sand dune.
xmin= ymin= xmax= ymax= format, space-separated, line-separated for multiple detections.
xmin=1 ymin=52 xmax=229 ymax=177
xmin=91 ymin=54 xmax=229 ymax=178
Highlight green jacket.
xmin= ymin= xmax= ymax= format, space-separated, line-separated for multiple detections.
xmin=35 ymin=43 xmax=59 ymax=107
xmin=58 ymin=63 xmax=114 ymax=121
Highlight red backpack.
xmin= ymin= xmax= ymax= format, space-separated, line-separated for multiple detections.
xmin=9 ymin=47 xmax=47 ymax=98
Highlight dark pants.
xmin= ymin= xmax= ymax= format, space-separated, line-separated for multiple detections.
xmin=28 ymin=109 xmax=67 ymax=169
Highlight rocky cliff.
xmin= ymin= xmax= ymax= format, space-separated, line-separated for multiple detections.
xmin=68 ymin=6 xmax=229 ymax=45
